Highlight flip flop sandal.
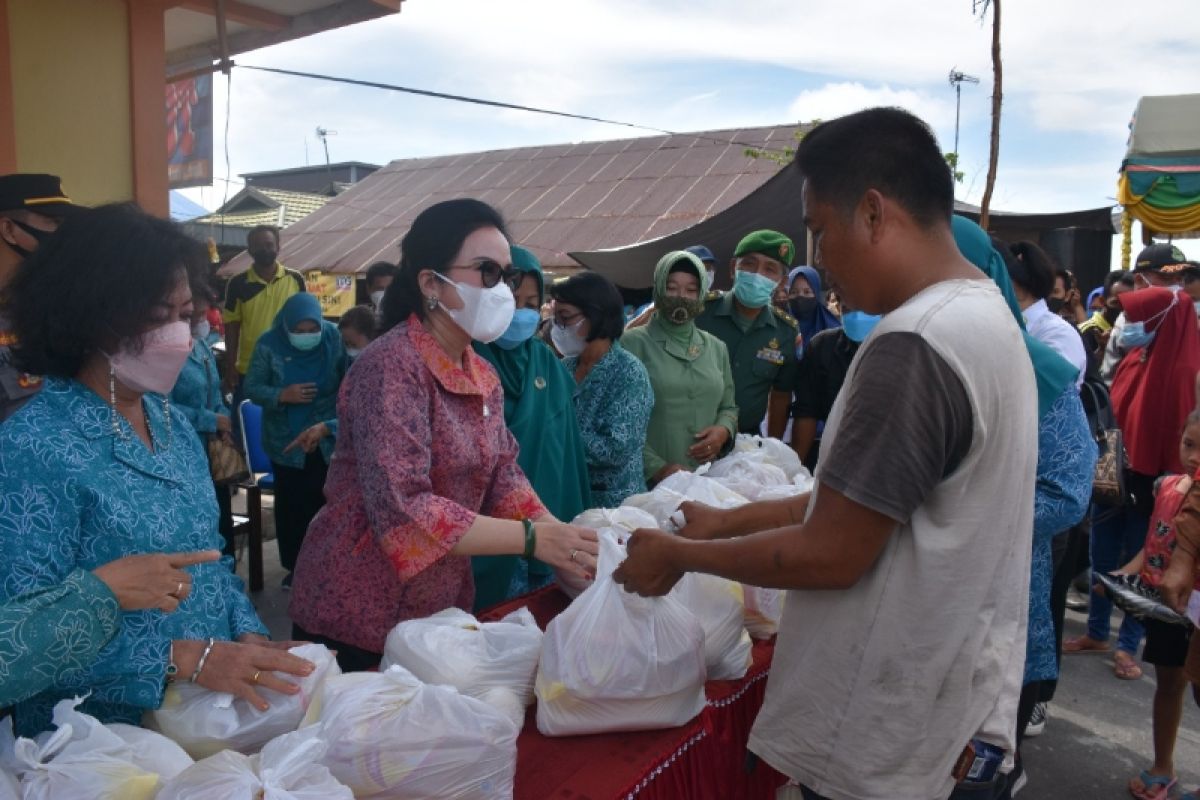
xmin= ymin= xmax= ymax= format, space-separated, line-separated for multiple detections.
xmin=1114 ymin=652 xmax=1144 ymax=680
xmin=1063 ymin=635 xmax=1110 ymax=654
xmin=1129 ymin=770 xmax=1175 ymax=800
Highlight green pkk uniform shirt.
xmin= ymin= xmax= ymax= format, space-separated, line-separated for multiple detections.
xmin=695 ymin=292 xmax=799 ymax=433
xmin=622 ymin=316 xmax=739 ymax=480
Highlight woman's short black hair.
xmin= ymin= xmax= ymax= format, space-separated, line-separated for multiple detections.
xmin=338 ymin=304 xmax=378 ymax=340
xmin=1006 ymin=240 xmax=1057 ymax=300
xmin=10 ymin=202 xmax=205 ymax=378
xmin=549 ymin=271 xmax=626 ymax=342
xmin=381 ymin=198 xmax=508 ymax=331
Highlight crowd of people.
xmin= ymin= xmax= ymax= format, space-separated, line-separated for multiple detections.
xmin=1 ymin=106 xmax=1199 ymax=799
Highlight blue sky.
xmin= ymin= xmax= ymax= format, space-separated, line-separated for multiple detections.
xmin=181 ymin=0 xmax=1199 ymax=261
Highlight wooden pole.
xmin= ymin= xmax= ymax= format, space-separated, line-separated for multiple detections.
xmin=979 ymin=0 xmax=1002 ymax=230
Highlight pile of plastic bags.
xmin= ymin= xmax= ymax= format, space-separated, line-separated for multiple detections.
xmin=536 ymin=532 xmax=707 ymax=736
xmin=4 ymin=697 xmax=193 ymax=800
xmin=300 ymin=664 xmax=519 ymax=799
xmin=157 ymin=727 xmax=351 ymax=799
xmin=380 ymin=607 xmax=542 ymax=727
xmin=703 ymin=434 xmax=814 ymax=502
xmin=622 ymin=471 xmax=749 ymax=531
xmin=144 ymin=643 xmax=340 ymax=759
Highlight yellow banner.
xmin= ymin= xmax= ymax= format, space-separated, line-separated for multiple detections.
xmin=304 ymin=271 xmax=357 ymax=318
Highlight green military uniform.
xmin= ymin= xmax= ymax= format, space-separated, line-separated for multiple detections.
xmin=696 ymin=290 xmax=799 ymax=433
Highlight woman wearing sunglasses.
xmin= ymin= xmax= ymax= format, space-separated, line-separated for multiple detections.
xmin=288 ymin=199 xmax=599 ymax=671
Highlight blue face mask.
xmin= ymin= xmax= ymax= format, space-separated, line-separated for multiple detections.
xmin=288 ymin=330 xmax=322 ymax=351
xmin=841 ymin=310 xmax=882 ymax=343
xmin=732 ymin=270 xmax=779 ymax=309
xmin=1119 ymin=322 xmax=1156 ymax=350
xmin=494 ymin=308 xmax=541 ymax=350
xmin=1119 ymin=295 xmax=1177 ymax=349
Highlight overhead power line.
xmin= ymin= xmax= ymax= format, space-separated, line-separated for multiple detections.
xmin=237 ymin=64 xmax=795 ymax=155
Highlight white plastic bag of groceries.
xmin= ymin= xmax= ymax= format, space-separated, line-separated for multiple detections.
xmin=0 ymin=770 xmax=15 ymax=800
xmin=657 ymin=470 xmax=749 ymax=510
xmin=157 ymin=727 xmax=352 ymax=800
xmin=731 ymin=434 xmax=806 ymax=479
xmin=672 ymin=572 xmax=752 ymax=680
xmin=559 ymin=507 xmax=659 ymax=598
xmin=380 ymin=607 xmax=542 ymax=726
xmin=705 ymin=451 xmax=790 ymax=496
xmin=145 ymin=643 xmax=339 ymax=759
xmin=301 ymin=664 xmax=518 ymax=799
xmin=0 ymin=717 xmax=20 ymax=799
xmin=536 ymin=531 xmax=707 ymax=736
xmin=619 ymin=486 xmax=690 ymax=531
xmin=14 ymin=697 xmax=192 ymax=800
xmin=623 ymin=472 xmax=749 ymax=532
xmin=742 ymin=586 xmax=786 ymax=639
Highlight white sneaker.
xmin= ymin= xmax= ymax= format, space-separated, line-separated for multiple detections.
xmin=1024 ymin=702 xmax=1047 ymax=738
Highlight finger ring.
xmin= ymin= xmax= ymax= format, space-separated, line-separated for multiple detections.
xmin=569 ymin=549 xmax=578 ymax=563
xmin=251 ymin=671 xmax=261 ymax=684
xmin=175 ymin=581 xmax=184 ymax=597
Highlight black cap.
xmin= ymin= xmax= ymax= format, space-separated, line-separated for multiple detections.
xmin=1134 ymin=243 xmax=1189 ymax=274
xmin=0 ymin=173 xmax=84 ymax=217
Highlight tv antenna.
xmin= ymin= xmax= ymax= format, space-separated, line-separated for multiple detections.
xmin=947 ymin=69 xmax=980 ymax=164
xmin=315 ymin=126 xmax=337 ymax=176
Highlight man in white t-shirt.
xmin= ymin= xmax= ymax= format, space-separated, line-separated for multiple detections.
xmin=614 ymin=107 xmax=1039 ymax=800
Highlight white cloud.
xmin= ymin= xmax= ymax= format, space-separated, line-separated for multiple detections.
xmin=787 ymin=83 xmax=957 ymax=130
xmin=178 ymin=0 xmax=1200 ymax=223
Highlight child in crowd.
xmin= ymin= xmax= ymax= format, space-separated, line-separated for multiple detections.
xmin=1119 ymin=410 xmax=1200 ymax=800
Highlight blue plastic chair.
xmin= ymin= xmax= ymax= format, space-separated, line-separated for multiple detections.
xmin=234 ymin=400 xmax=274 ymax=591
xmin=238 ymin=400 xmax=275 ymax=489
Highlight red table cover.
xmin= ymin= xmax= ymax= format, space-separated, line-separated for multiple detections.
xmin=481 ymin=586 xmax=788 ymax=800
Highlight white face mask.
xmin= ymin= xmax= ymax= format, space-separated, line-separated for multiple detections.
xmin=191 ymin=319 xmax=211 ymax=341
xmin=370 ymin=290 xmax=386 ymax=310
xmin=550 ymin=319 xmax=587 ymax=357
xmin=434 ymin=272 xmax=516 ymax=344
xmin=107 ymin=320 xmax=193 ymax=395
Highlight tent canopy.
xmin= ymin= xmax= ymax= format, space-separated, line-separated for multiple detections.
xmin=1119 ymin=93 xmax=1200 ymax=236
xmin=572 ymin=165 xmax=1115 ymax=291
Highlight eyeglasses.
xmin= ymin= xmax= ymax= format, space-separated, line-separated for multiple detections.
xmin=554 ymin=311 xmax=584 ymax=329
xmin=448 ymin=260 xmax=520 ymax=290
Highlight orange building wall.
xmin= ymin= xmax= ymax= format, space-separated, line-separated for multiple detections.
xmin=1 ymin=0 xmax=167 ymax=215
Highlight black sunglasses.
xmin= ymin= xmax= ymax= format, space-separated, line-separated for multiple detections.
xmin=450 ymin=260 xmax=521 ymax=290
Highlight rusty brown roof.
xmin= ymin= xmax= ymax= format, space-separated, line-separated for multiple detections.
xmin=219 ymin=124 xmax=805 ymax=277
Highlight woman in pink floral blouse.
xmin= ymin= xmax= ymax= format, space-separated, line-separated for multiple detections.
xmin=289 ymin=199 xmax=599 ymax=670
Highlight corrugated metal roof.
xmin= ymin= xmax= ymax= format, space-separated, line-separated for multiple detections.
xmin=191 ymin=187 xmax=331 ymax=230
xmin=219 ymin=124 xmax=806 ymax=277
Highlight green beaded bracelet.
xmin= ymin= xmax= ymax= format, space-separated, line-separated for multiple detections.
xmin=522 ymin=518 xmax=536 ymax=559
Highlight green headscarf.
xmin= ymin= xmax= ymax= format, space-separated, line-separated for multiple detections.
xmin=472 ymin=245 xmax=592 ymax=610
xmin=950 ymin=215 xmax=1078 ymax=419
xmin=649 ymin=250 xmax=710 ymax=354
